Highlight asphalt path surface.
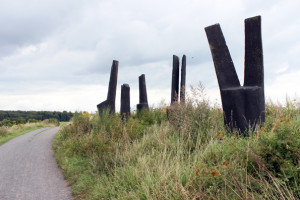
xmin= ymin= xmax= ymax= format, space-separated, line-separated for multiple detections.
xmin=0 ymin=127 xmax=73 ymax=200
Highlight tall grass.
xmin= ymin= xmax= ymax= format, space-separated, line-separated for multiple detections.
xmin=0 ymin=119 xmax=60 ymax=145
xmin=53 ymin=87 xmax=299 ymax=199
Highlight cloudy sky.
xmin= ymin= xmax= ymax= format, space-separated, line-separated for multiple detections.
xmin=0 ymin=0 xmax=299 ymax=112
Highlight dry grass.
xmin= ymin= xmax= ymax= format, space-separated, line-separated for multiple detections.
xmin=0 ymin=119 xmax=59 ymax=145
xmin=53 ymin=86 xmax=300 ymax=199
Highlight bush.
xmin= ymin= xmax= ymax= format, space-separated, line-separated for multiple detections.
xmin=42 ymin=118 xmax=60 ymax=126
xmin=28 ymin=119 xmax=40 ymax=123
xmin=136 ymin=107 xmax=167 ymax=126
xmin=0 ymin=126 xmax=8 ymax=137
xmin=72 ymin=112 xmax=91 ymax=134
xmin=256 ymin=116 xmax=300 ymax=195
xmin=0 ymin=119 xmax=15 ymax=127
xmin=53 ymin=85 xmax=300 ymax=199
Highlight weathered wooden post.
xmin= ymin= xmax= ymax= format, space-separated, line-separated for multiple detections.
xmin=120 ymin=84 xmax=130 ymax=120
xmin=171 ymin=55 xmax=180 ymax=104
xmin=97 ymin=60 xmax=118 ymax=114
xmin=180 ymin=55 xmax=186 ymax=104
xmin=137 ymin=74 xmax=149 ymax=112
xmin=205 ymin=16 xmax=265 ymax=134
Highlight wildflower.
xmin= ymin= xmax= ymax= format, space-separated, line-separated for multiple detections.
xmin=221 ymin=161 xmax=230 ymax=167
xmin=82 ymin=112 xmax=91 ymax=119
xmin=216 ymin=131 xmax=224 ymax=139
xmin=210 ymin=168 xmax=221 ymax=176
xmin=233 ymin=131 xmax=240 ymax=137
xmin=281 ymin=118 xmax=291 ymax=123
xmin=163 ymin=107 xmax=168 ymax=114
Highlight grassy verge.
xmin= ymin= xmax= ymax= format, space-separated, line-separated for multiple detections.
xmin=60 ymin=121 xmax=71 ymax=127
xmin=53 ymin=90 xmax=299 ymax=199
xmin=0 ymin=119 xmax=60 ymax=146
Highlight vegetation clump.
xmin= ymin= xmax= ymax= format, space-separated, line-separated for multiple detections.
xmin=0 ymin=110 xmax=73 ymax=127
xmin=53 ymin=86 xmax=299 ymax=200
xmin=0 ymin=119 xmax=60 ymax=145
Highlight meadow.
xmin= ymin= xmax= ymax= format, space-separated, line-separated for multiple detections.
xmin=53 ymin=86 xmax=299 ymax=199
xmin=0 ymin=119 xmax=60 ymax=145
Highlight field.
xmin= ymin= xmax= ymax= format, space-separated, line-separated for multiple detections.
xmin=0 ymin=119 xmax=60 ymax=145
xmin=53 ymin=88 xmax=299 ymax=199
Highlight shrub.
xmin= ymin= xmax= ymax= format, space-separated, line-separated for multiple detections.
xmin=72 ymin=112 xmax=91 ymax=134
xmin=0 ymin=119 xmax=15 ymax=127
xmin=42 ymin=118 xmax=60 ymax=126
xmin=0 ymin=126 xmax=8 ymax=137
xmin=28 ymin=119 xmax=40 ymax=123
xmin=256 ymin=116 xmax=300 ymax=195
xmin=53 ymin=85 xmax=300 ymax=199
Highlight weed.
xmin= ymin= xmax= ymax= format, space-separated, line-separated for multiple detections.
xmin=53 ymin=85 xmax=300 ymax=199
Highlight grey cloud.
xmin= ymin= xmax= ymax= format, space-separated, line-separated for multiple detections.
xmin=0 ymin=0 xmax=87 ymax=57
xmin=0 ymin=0 xmax=299 ymax=111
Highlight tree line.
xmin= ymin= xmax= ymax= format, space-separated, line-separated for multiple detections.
xmin=0 ymin=110 xmax=74 ymax=127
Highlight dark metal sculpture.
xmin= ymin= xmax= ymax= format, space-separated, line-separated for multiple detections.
xmin=171 ymin=55 xmax=180 ymax=105
xmin=205 ymin=16 xmax=265 ymax=134
xmin=97 ymin=60 xmax=119 ymax=114
xmin=180 ymin=55 xmax=186 ymax=104
xmin=168 ymin=54 xmax=186 ymax=120
xmin=137 ymin=74 xmax=149 ymax=111
xmin=120 ymin=84 xmax=130 ymax=120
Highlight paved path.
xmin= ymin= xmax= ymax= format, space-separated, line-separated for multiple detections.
xmin=0 ymin=127 xmax=73 ymax=200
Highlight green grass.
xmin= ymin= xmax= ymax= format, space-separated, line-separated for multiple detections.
xmin=53 ymin=92 xmax=300 ymax=199
xmin=60 ymin=121 xmax=71 ymax=127
xmin=0 ymin=120 xmax=60 ymax=146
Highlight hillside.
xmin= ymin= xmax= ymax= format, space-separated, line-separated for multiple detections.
xmin=53 ymin=92 xmax=299 ymax=199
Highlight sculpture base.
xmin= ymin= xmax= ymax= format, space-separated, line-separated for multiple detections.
xmin=221 ymin=86 xmax=265 ymax=134
xmin=97 ymin=100 xmax=115 ymax=115
xmin=137 ymin=103 xmax=149 ymax=112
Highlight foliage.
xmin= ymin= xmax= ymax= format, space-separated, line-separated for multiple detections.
xmin=53 ymin=86 xmax=300 ymax=200
xmin=0 ymin=110 xmax=74 ymax=127
xmin=0 ymin=126 xmax=8 ymax=137
xmin=0 ymin=119 xmax=59 ymax=145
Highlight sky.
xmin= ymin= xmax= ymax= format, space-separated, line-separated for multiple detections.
xmin=0 ymin=0 xmax=299 ymax=112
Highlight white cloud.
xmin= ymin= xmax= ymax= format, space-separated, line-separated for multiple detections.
xmin=266 ymin=70 xmax=300 ymax=103
xmin=0 ymin=0 xmax=299 ymax=111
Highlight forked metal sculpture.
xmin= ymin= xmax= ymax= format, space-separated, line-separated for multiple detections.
xmin=205 ymin=16 xmax=265 ymax=134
